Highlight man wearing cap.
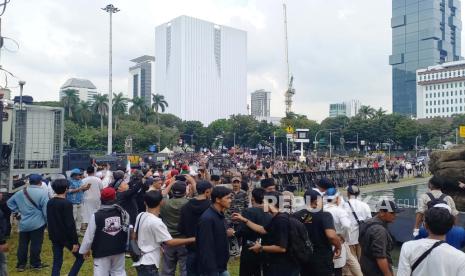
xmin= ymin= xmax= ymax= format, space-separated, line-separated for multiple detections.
xmin=7 ymin=174 xmax=49 ymax=271
xmin=67 ymin=168 xmax=90 ymax=233
xmin=343 ymin=183 xmax=371 ymax=261
xmin=260 ymin=178 xmax=276 ymax=193
xmin=359 ymin=199 xmax=399 ymax=276
xmin=397 ymin=206 xmax=465 ymax=276
xmin=160 ymin=181 xmax=189 ymax=276
xmin=79 ymin=187 xmax=129 ymax=276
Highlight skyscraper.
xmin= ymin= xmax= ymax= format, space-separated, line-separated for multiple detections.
xmin=155 ymin=16 xmax=247 ymax=125
xmin=251 ymin=89 xmax=271 ymax=117
xmin=128 ymin=55 xmax=155 ymax=106
xmin=390 ymin=0 xmax=462 ymax=117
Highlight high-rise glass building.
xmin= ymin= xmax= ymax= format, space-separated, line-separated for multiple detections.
xmin=129 ymin=55 xmax=155 ymax=106
xmin=155 ymin=16 xmax=247 ymax=125
xmin=390 ymin=0 xmax=462 ymax=117
xmin=251 ymin=89 xmax=271 ymax=117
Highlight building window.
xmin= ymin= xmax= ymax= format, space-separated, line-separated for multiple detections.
xmin=447 ymin=107 xmax=449 ymax=112
xmin=447 ymin=99 xmax=449 ymax=104
xmin=214 ymin=26 xmax=222 ymax=75
xmin=442 ymin=108 xmax=445 ymax=112
xmin=456 ymin=99 xmax=458 ymax=103
xmin=461 ymin=98 xmax=463 ymax=103
xmin=456 ymin=107 xmax=458 ymax=112
xmin=426 ymin=109 xmax=429 ymax=114
xmin=426 ymin=101 xmax=428 ymax=106
xmin=446 ymin=92 xmax=449 ymax=96
xmin=461 ymin=106 xmax=463 ymax=111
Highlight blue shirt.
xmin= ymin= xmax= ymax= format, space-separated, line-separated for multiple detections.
xmin=416 ymin=226 xmax=465 ymax=250
xmin=66 ymin=178 xmax=83 ymax=204
xmin=7 ymin=185 xmax=48 ymax=232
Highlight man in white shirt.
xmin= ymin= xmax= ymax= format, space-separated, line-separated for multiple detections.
xmin=398 ymin=205 xmax=465 ymax=276
xmin=343 ymin=183 xmax=372 ymax=261
xmin=80 ymin=166 xmax=103 ymax=233
xmin=133 ymin=191 xmax=194 ymax=276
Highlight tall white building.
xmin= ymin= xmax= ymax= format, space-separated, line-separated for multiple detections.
xmin=128 ymin=55 xmax=154 ymax=106
xmin=59 ymin=78 xmax=97 ymax=103
xmin=417 ymin=60 xmax=465 ymax=119
xmin=155 ymin=16 xmax=247 ymax=125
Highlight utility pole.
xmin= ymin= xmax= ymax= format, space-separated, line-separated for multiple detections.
xmin=273 ymin=131 xmax=276 ymax=159
xmin=233 ymin=132 xmax=236 ymax=148
xmin=329 ymin=131 xmax=332 ymax=159
xmin=102 ymin=4 xmax=120 ymax=155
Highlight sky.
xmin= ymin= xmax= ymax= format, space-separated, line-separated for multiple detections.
xmin=1 ymin=0 xmax=395 ymax=122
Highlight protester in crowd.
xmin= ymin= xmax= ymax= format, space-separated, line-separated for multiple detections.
xmin=325 ymin=188 xmax=362 ymax=276
xmin=160 ymin=181 xmax=189 ymax=276
xmin=359 ymin=199 xmax=400 ymax=276
xmin=67 ymin=168 xmax=90 ymax=233
xmin=79 ymin=187 xmax=129 ymax=276
xmin=196 ymin=186 xmax=233 ymax=276
xmin=115 ymin=173 xmax=143 ymax=225
xmin=293 ymin=189 xmax=341 ymax=276
xmin=414 ymin=175 xmax=459 ymax=236
xmin=313 ymin=177 xmax=335 ymax=196
xmin=47 ymin=179 xmax=84 ymax=276
xmin=235 ymin=188 xmax=272 ymax=276
xmin=7 ymin=174 xmax=49 ymax=271
xmin=0 ymin=193 xmax=8 ymax=276
xmin=232 ymin=191 xmax=300 ymax=276
xmin=210 ymin=175 xmax=221 ymax=186
xmin=133 ymin=191 xmax=195 ymax=276
xmin=260 ymin=178 xmax=276 ymax=193
xmin=414 ymin=217 xmax=465 ymax=250
xmin=178 ymin=181 xmax=213 ymax=276
xmin=343 ymin=183 xmax=372 ymax=260
xmin=397 ymin=205 xmax=465 ymax=276
xmin=80 ymin=166 xmax=103 ymax=233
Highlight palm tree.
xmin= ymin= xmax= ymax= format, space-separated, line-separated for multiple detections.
xmin=75 ymin=101 xmax=92 ymax=128
xmin=112 ymin=92 xmax=128 ymax=130
xmin=152 ymin=94 xmax=169 ymax=148
xmin=357 ymin=105 xmax=376 ymax=120
xmin=92 ymin=94 xmax=109 ymax=130
xmin=129 ymin=97 xmax=147 ymax=122
xmin=60 ymin=89 xmax=79 ymax=119
xmin=373 ymin=107 xmax=387 ymax=120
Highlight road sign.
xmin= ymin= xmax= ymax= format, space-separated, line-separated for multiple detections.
xmin=286 ymin=134 xmax=293 ymax=139
xmin=460 ymin=126 xmax=465 ymax=138
xmin=286 ymin=126 xmax=294 ymax=134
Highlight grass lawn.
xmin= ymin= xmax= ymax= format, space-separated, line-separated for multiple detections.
xmin=6 ymin=231 xmax=240 ymax=276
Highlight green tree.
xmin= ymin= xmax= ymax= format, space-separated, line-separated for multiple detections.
xmin=74 ymin=101 xmax=92 ymax=128
xmin=92 ymin=94 xmax=109 ymax=130
xmin=152 ymin=94 xmax=169 ymax=148
xmin=357 ymin=105 xmax=376 ymax=119
xmin=129 ymin=97 xmax=148 ymax=122
xmin=373 ymin=107 xmax=387 ymax=120
xmin=112 ymin=92 xmax=128 ymax=130
xmin=60 ymin=89 xmax=79 ymax=119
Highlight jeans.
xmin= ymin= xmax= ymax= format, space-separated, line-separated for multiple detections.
xmin=51 ymin=242 xmax=84 ymax=276
xmin=136 ymin=265 xmax=159 ymax=276
xmin=161 ymin=245 xmax=187 ymax=276
xmin=17 ymin=225 xmax=45 ymax=268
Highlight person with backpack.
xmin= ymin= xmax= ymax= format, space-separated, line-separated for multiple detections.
xmin=359 ymin=199 xmax=400 ymax=276
xmin=413 ymin=176 xmax=459 ymax=237
xmin=293 ymin=189 xmax=341 ymax=276
xmin=232 ymin=191 xmax=300 ymax=276
xmin=397 ymin=206 xmax=465 ymax=276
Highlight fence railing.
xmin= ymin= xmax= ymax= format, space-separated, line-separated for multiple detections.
xmin=273 ymin=168 xmax=386 ymax=192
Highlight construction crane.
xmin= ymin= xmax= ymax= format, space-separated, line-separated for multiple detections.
xmin=283 ymin=2 xmax=295 ymax=115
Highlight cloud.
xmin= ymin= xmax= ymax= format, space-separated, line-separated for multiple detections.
xmin=2 ymin=0 xmax=395 ymax=122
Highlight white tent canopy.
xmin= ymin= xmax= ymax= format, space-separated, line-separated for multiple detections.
xmin=160 ymin=147 xmax=174 ymax=154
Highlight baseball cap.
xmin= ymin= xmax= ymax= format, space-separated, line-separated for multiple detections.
xmin=317 ymin=178 xmax=335 ymax=190
xmin=101 ymin=187 xmax=116 ymax=202
xmin=347 ymin=185 xmax=361 ymax=195
xmin=29 ymin=174 xmax=43 ymax=184
xmin=376 ymin=199 xmax=402 ymax=213
xmin=326 ymin=187 xmax=339 ymax=200
xmin=232 ymin=176 xmax=241 ymax=183
xmin=304 ymin=189 xmax=321 ymax=203
xmin=70 ymin=168 xmax=82 ymax=176
xmin=172 ymin=181 xmax=187 ymax=197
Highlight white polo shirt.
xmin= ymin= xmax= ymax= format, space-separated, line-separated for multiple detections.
xmin=133 ymin=212 xmax=172 ymax=268
xmin=343 ymin=198 xmax=372 ymax=245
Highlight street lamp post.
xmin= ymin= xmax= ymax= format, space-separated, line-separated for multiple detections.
xmin=415 ymin=135 xmax=421 ymax=157
xmin=102 ymin=4 xmax=120 ymax=155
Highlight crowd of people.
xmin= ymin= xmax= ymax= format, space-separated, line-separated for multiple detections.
xmin=0 ymin=153 xmax=464 ymax=276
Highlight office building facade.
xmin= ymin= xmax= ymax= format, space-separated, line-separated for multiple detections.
xmin=416 ymin=60 xmax=465 ymax=118
xmin=155 ymin=16 xmax=247 ymax=125
xmin=251 ymin=89 xmax=271 ymax=117
xmin=390 ymin=0 xmax=462 ymax=117
xmin=329 ymin=100 xmax=362 ymax=117
xmin=59 ymin=78 xmax=97 ymax=103
xmin=129 ymin=55 xmax=155 ymax=106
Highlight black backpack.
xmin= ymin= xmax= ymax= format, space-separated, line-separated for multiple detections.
xmin=287 ymin=213 xmax=313 ymax=264
xmin=426 ymin=193 xmax=448 ymax=210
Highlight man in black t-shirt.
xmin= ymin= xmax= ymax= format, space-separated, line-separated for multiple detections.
xmin=293 ymin=189 xmax=341 ymax=276
xmin=235 ymin=188 xmax=272 ymax=276
xmin=232 ymin=191 xmax=299 ymax=276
